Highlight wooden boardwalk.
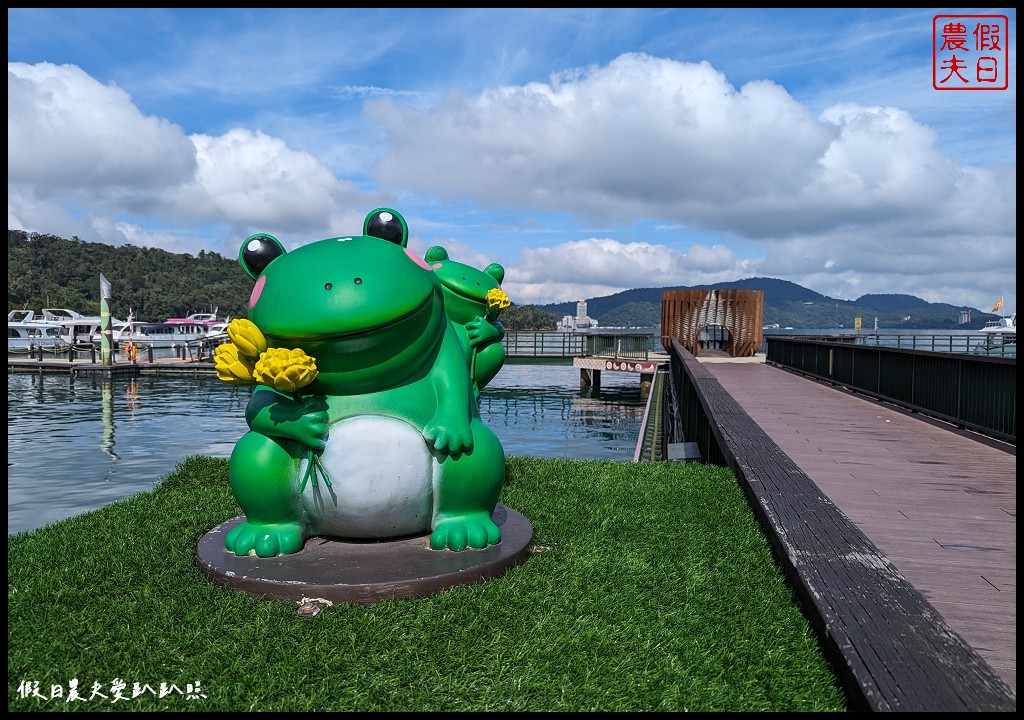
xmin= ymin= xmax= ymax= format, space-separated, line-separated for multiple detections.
xmin=696 ymin=354 xmax=1016 ymax=697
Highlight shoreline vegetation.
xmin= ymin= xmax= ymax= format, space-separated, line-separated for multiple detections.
xmin=8 ymin=230 xmax=1005 ymax=333
xmin=8 ymin=455 xmax=847 ymax=712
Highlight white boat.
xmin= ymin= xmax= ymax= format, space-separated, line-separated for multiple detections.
xmin=38 ymin=307 xmax=113 ymax=347
xmin=164 ymin=310 xmax=231 ymax=329
xmin=164 ymin=311 xmax=231 ymax=346
xmin=975 ymin=312 xmax=1016 ymax=356
xmin=97 ymin=316 xmax=227 ymax=350
xmin=8 ymin=311 xmax=71 ymax=353
xmin=978 ymin=313 xmax=1016 ymax=337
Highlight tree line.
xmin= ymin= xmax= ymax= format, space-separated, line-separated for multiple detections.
xmin=7 ymin=230 xmax=559 ymax=330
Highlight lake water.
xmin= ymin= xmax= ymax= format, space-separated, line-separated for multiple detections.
xmin=7 ymin=360 xmax=648 ymax=535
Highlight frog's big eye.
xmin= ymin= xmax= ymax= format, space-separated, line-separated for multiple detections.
xmin=485 ymin=262 xmax=505 ymax=284
xmin=364 ymin=208 xmax=408 ymax=247
xmin=240 ymin=233 xmax=286 ymax=280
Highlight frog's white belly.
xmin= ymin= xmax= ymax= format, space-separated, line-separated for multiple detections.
xmin=298 ymin=415 xmax=439 ymax=538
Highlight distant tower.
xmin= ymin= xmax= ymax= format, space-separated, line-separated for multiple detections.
xmin=576 ymin=299 xmax=587 ymax=320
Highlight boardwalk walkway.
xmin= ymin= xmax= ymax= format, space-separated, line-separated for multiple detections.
xmin=696 ymin=353 xmax=1016 ymax=696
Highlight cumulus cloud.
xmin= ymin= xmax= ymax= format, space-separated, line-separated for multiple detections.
xmin=7 ymin=62 xmax=387 ymax=255
xmin=8 ymin=62 xmax=196 ymax=190
xmin=370 ymin=53 xmax=1013 ymax=235
xmin=7 ymin=51 xmax=1015 ymax=310
xmin=367 ymin=53 xmax=1014 ymax=308
xmin=506 ymin=237 xmax=748 ymax=305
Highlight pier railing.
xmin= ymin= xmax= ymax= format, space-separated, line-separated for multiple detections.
xmin=580 ymin=333 xmax=661 ymax=360
xmin=501 ymin=331 xmax=663 ymax=359
xmin=501 ymin=331 xmax=584 ymax=358
xmin=769 ymin=331 xmax=1016 ymax=358
xmin=765 ymin=336 xmax=1016 ymax=444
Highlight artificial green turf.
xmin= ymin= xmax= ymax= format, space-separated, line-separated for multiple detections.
xmin=8 ymin=455 xmax=847 ymax=712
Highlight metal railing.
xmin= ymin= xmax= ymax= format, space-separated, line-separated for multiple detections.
xmin=763 ymin=332 xmax=1016 ymax=358
xmin=765 ymin=336 xmax=1015 ymax=444
xmin=501 ymin=331 xmax=664 ymax=359
xmin=582 ymin=333 xmax=663 ymax=360
xmin=501 ymin=331 xmax=585 ymax=357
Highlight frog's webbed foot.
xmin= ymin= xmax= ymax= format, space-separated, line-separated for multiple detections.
xmin=429 ymin=512 xmax=501 ymax=551
xmin=225 ymin=520 xmax=305 ymax=557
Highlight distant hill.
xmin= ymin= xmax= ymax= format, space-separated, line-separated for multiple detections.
xmin=533 ymin=277 xmax=999 ymax=331
xmin=6 ymin=230 xmax=1002 ymax=331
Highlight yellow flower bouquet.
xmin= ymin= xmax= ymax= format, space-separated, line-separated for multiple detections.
xmin=214 ymin=321 xmax=330 ymax=491
xmin=227 ymin=318 xmax=269 ymax=359
xmin=214 ymin=318 xmax=270 ymax=386
xmin=254 ymin=347 xmax=330 ymax=491
xmin=485 ymin=287 xmax=511 ymax=320
xmin=214 ymin=342 xmax=258 ymax=386
xmin=471 ymin=287 xmax=511 ymax=384
xmin=253 ymin=347 xmax=319 ymax=393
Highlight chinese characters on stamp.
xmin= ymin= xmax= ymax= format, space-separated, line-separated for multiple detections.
xmin=933 ymin=14 xmax=1009 ymax=90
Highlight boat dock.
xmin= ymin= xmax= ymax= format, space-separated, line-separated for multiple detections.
xmin=7 ymin=355 xmax=218 ymax=376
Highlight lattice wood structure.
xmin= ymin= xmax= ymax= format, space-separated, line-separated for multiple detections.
xmin=661 ymin=289 xmax=764 ymax=357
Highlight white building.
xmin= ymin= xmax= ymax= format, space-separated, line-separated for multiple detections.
xmin=557 ymin=299 xmax=597 ymax=332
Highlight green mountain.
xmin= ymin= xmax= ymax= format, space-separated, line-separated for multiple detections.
xmin=7 ymin=231 xmax=1003 ymax=331
xmin=533 ymin=277 xmax=1000 ymax=331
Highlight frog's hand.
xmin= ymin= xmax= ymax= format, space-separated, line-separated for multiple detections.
xmin=429 ymin=511 xmax=501 ymax=551
xmin=225 ymin=520 xmax=305 ymax=557
xmin=466 ymin=316 xmax=502 ymax=348
xmin=245 ymin=387 xmax=329 ymax=451
xmin=423 ymin=410 xmax=474 ymax=455
xmin=424 ymin=322 xmax=476 ymax=454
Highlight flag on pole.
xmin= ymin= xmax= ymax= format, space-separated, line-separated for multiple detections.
xmin=991 ymin=297 xmax=1004 ymax=313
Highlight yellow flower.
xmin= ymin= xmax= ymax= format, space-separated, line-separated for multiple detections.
xmin=214 ymin=342 xmax=257 ymax=386
xmin=227 ymin=318 xmax=268 ymax=360
xmin=485 ymin=288 xmax=511 ymax=316
xmin=254 ymin=347 xmax=319 ymax=393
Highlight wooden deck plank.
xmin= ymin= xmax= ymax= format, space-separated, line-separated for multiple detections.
xmin=699 ymin=358 xmax=1016 ymax=700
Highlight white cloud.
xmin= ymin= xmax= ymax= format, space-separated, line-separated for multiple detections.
xmin=8 ymin=62 xmax=196 ymax=190
xmin=7 ymin=48 xmax=1016 ymax=313
xmin=365 ymin=52 xmax=1015 ymax=309
xmin=7 ymin=62 xmax=393 ymax=255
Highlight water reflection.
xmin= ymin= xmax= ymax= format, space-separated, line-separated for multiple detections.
xmin=8 ymin=363 xmax=646 ymax=534
xmin=100 ymin=379 xmax=117 ymax=458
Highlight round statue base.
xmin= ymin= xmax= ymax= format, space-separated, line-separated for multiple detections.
xmin=196 ymin=505 xmax=533 ymax=607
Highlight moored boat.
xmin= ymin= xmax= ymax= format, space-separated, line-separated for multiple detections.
xmin=164 ymin=309 xmax=231 ymax=329
xmin=39 ymin=308 xmax=111 ymax=347
xmin=7 ymin=311 xmax=71 ymax=353
xmin=95 ymin=315 xmax=229 ymax=351
xmin=974 ymin=312 xmax=1016 ymax=356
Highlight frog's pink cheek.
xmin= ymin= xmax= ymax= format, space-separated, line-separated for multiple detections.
xmin=405 ymin=248 xmax=433 ymax=271
xmin=249 ymin=275 xmax=266 ymax=308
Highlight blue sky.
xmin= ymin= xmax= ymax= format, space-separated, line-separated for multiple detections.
xmin=7 ymin=8 xmax=1016 ymax=314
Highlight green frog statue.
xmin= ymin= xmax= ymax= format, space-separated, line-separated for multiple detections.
xmin=424 ymin=245 xmax=508 ymax=401
xmin=215 ymin=209 xmax=506 ymax=557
